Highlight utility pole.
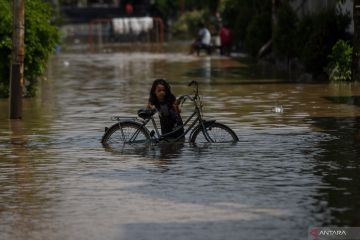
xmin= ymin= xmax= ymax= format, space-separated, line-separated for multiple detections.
xmin=353 ymin=0 xmax=360 ymax=81
xmin=9 ymin=0 xmax=25 ymax=119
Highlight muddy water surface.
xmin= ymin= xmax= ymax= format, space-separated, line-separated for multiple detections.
xmin=0 ymin=52 xmax=359 ymax=240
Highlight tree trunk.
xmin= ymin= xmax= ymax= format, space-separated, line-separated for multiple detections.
xmin=352 ymin=0 xmax=360 ymax=81
xmin=9 ymin=0 xmax=25 ymax=119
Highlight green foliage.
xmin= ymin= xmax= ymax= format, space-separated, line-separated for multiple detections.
xmin=183 ymin=0 xmax=219 ymax=12
xmin=297 ymin=8 xmax=351 ymax=77
xmin=0 ymin=0 xmax=59 ymax=98
xmin=154 ymin=0 xmax=179 ymax=20
xmin=245 ymin=10 xmax=272 ymax=57
xmin=273 ymin=2 xmax=298 ymax=59
xmin=0 ymin=0 xmax=12 ymax=97
xmin=171 ymin=10 xmax=208 ymax=39
xmin=154 ymin=0 xmax=218 ymax=20
xmin=24 ymin=0 xmax=60 ymax=97
xmin=326 ymin=40 xmax=353 ymax=81
xmin=221 ymin=1 xmax=351 ymax=79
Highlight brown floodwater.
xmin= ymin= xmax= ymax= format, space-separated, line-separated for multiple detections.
xmin=0 ymin=51 xmax=359 ymax=240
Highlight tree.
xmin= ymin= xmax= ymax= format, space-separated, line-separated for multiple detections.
xmin=352 ymin=0 xmax=360 ymax=81
xmin=0 ymin=0 xmax=59 ymax=98
xmin=0 ymin=0 xmax=12 ymax=96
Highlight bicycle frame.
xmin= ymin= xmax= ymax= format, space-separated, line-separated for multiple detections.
xmin=150 ymin=109 xmax=205 ymax=142
xmin=110 ymin=81 xmax=216 ymax=144
xmin=129 ymin=104 xmax=214 ymax=143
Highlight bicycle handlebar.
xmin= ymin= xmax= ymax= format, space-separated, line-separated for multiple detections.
xmin=177 ymin=81 xmax=200 ymax=106
xmin=188 ymin=80 xmax=196 ymax=87
xmin=188 ymin=80 xmax=199 ymax=98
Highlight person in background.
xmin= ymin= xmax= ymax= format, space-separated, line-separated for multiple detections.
xmin=190 ymin=22 xmax=212 ymax=56
xmin=219 ymin=23 xmax=232 ymax=56
xmin=125 ymin=2 xmax=133 ymax=16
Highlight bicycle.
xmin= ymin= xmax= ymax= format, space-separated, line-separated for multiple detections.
xmin=101 ymin=81 xmax=239 ymax=146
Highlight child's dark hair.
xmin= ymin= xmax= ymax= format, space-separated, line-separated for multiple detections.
xmin=149 ymin=79 xmax=176 ymax=106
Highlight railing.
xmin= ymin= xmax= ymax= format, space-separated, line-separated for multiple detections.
xmin=152 ymin=17 xmax=164 ymax=44
xmin=88 ymin=17 xmax=164 ymax=49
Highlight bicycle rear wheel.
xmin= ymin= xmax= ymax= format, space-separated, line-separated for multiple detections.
xmin=190 ymin=122 xmax=238 ymax=144
xmin=101 ymin=121 xmax=150 ymax=145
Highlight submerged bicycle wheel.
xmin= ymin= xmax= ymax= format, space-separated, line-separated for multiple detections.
xmin=101 ymin=121 xmax=150 ymax=145
xmin=190 ymin=122 xmax=238 ymax=144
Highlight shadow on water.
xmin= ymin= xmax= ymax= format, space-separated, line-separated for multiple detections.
xmin=102 ymin=142 xmax=186 ymax=172
xmin=102 ymin=141 xmax=240 ymax=173
xmin=306 ymin=116 xmax=360 ymax=226
xmin=103 ymin=142 xmax=184 ymax=159
xmin=323 ymin=96 xmax=360 ymax=107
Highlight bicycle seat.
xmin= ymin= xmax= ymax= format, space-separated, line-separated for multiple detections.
xmin=137 ymin=108 xmax=156 ymax=119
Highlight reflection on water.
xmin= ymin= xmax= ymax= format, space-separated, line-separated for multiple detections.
xmin=307 ymin=116 xmax=360 ymax=226
xmin=1 ymin=52 xmax=360 ymax=239
xmin=323 ymin=96 xmax=360 ymax=107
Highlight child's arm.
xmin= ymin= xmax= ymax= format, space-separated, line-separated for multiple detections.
xmin=147 ymin=101 xmax=154 ymax=109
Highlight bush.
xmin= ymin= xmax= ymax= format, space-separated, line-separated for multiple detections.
xmin=154 ymin=0 xmax=179 ymax=20
xmin=297 ymin=8 xmax=351 ymax=78
xmin=0 ymin=0 xmax=59 ymax=98
xmin=326 ymin=40 xmax=352 ymax=81
xmin=171 ymin=10 xmax=207 ymax=39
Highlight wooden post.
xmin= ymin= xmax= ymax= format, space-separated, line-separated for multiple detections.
xmin=352 ymin=0 xmax=360 ymax=81
xmin=9 ymin=0 xmax=25 ymax=119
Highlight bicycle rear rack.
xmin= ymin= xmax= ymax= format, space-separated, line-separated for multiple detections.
xmin=111 ymin=116 xmax=138 ymax=121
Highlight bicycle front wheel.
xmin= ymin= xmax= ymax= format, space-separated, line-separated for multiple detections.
xmin=190 ymin=122 xmax=238 ymax=144
xmin=101 ymin=121 xmax=150 ymax=145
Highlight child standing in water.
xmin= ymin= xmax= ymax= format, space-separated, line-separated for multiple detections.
xmin=147 ymin=79 xmax=184 ymax=140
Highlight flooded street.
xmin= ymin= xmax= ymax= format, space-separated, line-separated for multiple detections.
xmin=0 ymin=52 xmax=359 ymax=240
